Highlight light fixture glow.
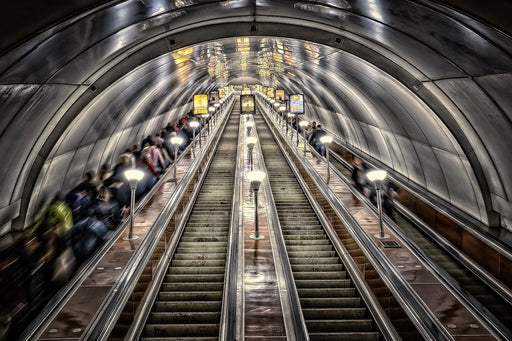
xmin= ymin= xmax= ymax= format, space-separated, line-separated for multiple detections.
xmin=320 ymin=135 xmax=333 ymax=145
xmin=247 ymin=170 xmax=266 ymax=184
xmin=247 ymin=136 xmax=258 ymax=146
xmin=170 ymin=136 xmax=184 ymax=146
xmin=366 ymin=169 xmax=387 ymax=183
xmin=124 ymin=168 xmax=144 ymax=182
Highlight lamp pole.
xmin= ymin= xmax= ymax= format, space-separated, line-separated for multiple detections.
xmin=287 ymin=112 xmax=294 ymax=138
xmin=170 ymin=135 xmax=184 ymax=181
xmin=320 ymin=135 xmax=333 ymax=182
xmin=367 ymin=170 xmax=389 ymax=239
xmin=247 ymin=136 xmax=257 ymax=171
xmin=295 ymin=114 xmax=299 ymax=146
xmin=214 ymin=103 xmax=220 ymax=125
xmin=123 ymin=168 xmax=144 ymax=241
xmin=189 ymin=120 xmax=200 ymax=157
xmin=246 ymin=120 xmax=254 ymax=136
xmin=299 ymin=120 xmax=309 ymax=156
xmin=247 ymin=170 xmax=266 ymax=240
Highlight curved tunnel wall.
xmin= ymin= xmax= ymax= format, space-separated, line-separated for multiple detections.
xmin=0 ymin=0 xmax=511 ymax=241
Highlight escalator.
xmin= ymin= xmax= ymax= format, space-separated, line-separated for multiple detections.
xmin=140 ymin=108 xmax=239 ymax=340
xmin=254 ymin=114 xmax=380 ymax=341
xmin=328 ymin=147 xmax=512 ymax=336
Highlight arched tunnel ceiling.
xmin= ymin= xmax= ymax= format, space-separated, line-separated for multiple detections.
xmin=0 ymin=0 xmax=512 ymax=238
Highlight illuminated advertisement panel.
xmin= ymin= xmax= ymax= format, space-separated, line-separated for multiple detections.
xmin=209 ymin=90 xmax=219 ymax=104
xmin=240 ymin=94 xmax=255 ymax=114
xmin=289 ymin=94 xmax=305 ymax=114
xmin=242 ymin=87 xmax=251 ymax=95
xmin=266 ymin=87 xmax=274 ymax=98
xmin=219 ymin=88 xmax=225 ymax=98
xmin=262 ymin=86 xmax=267 ymax=96
xmin=275 ymin=89 xmax=285 ymax=101
xmin=193 ymin=94 xmax=208 ymax=115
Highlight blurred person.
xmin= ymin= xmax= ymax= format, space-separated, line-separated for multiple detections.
xmin=351 ymin=156 xmax=368 ymax=193
xmin=26 ymin=193 xmax=74 ymax=286
xmin=90 ymin=186 xmax=121 ymax=231
xmin=308 ymin=123 xmax=327 ymax=157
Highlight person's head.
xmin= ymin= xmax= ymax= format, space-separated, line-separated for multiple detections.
xmin=97 ymin=186 xmax=112 ymax=201
xmin=353 ymin=156 xmax=362 ymax=166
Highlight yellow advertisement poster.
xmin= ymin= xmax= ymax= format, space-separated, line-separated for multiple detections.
xmin=275 ymin=89 xmax=285 ymax=101
xmin=219 ymin=88 xmax=225 ymax=98
xmin=266 ymin=87 xmax=274 ymax=98
xmin=241 ymin=95 xmax=255 ymax=114
xmin=193 ymin=94 xmax=208 ymax=115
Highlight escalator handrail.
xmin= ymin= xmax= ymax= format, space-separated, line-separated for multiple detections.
xmin=219 ymin=101 xmax=243 ymax=340
xmin=81 ymin=97 xmax=235 ymax=340
xmin=256 ymin=95 xmax=453 ymax=341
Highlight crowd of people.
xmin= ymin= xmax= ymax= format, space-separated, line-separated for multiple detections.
xmin=0 ymin=113 xmax=204 ymax=339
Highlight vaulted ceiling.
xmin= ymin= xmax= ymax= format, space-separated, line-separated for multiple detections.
xmin=1 ymin=0 xmax=511 ymax=241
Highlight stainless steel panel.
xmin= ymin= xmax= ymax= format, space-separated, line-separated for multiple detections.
xmin=0 ymin=84 xmax=77 ymax=207
xmin=394 ymin=134 xmax=425 ymax=188
xmin=436 ymin=78 xmax=512 ymax=200
xmin=434 ymin=148 xmax=483 ymax=222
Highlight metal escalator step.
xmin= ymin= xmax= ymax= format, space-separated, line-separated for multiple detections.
xmin=144 ymin=323 xmax=219 ymax=337
xmin=306 ymin=319 xmax=374 ymax=332
xmin=303 ymin=307 xmax=368 ymax=319
xmin=162 ymin=282 xmax=224 ymax=291
xmin=299 ymin=297 xmax=361 ymax=308
xmin=291 ymin=263 xmax=343 ymax=272
xmin=176 ymin=247 xmax=227 ymax=254
xmin=287 ymin=250 xmax=336 ymax=258
xmin=153 ymin=301 xmax=222 ymax=312
xmin=171 ymin=259 xmax=226 ymax=267
xmin=308 ymin=332 xmax=379 ymax=341
xmin=165 ymin=274 xmax=224 ymax=282
xmin=293 ymin=271 xmax=347 ymax=280
xmin=288 ymin=257 xmax=339 ymax=265
xmin=158 ymin=291 xmax=222 ymax=301
xmin=286 ymin=245 xmax=333 ymax=252
xmin=149 ymin=311 xmax=220 ymax=324
xmin=298 ymin=287 xmax=356 ymax=298
xmin=173 ymin=253 xmax=227 ymax=260
xmin=168 ymin=266 xmax=226 ymax=275
xmin=295 ymin=279 xmax=352 ymax=288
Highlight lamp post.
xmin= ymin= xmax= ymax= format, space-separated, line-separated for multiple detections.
xmin=320 ymin=135 xmax=333 ymax=182
xmin=294 ymin=114 xmax=299 ymax=146
xmin=366 ymin=169 xmax=389 ymax=239
xmin=214 ymin=103 xmax=220 ymax=125
xmin=279 ymin=104 xmax=286 ymax=127
xmin=189 ymin=120 xmax=200 ymax=157
xmin=170 ymin=135 xmax=184 ymax=181
xmin=202 ymin=113 xmax=210 ymax=136
xmin=246 ymin=136 xmax=257 ymax=171
xmin=299 ymin=120 xmax=309 ymax=156
xmin=246 ymin=120 xmax=255 ymax=136
xmin=247 ymin=170 xmax=266 ymax=240
xmin=208 ymin=106 xmax=215 ymax=129
xmin=123 ymin=168 xmax=144 ymax=241
xmin=287 ymin=112 xmax=294 ymax=137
